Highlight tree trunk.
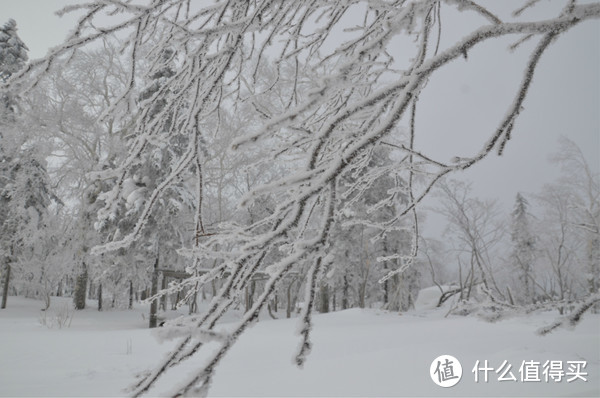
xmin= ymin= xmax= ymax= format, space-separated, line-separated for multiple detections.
xmin=319 ymin=284 xmax=329 ymax=313
xmin=88 ymin=280 xmax=95 ymax=300
xmin=160 ymin=275 xmax=167 ymax=311
xmin=73 ymin=262 xmax=87 ymax=310
xmin=189 ymin=289 xmax=198 ymax=315
xmin=173 ymin=290 xmax=180 ymax=310
xmin=383 ymin=279 xmax=389 ymax=306
xmin=149 ymin=256 xmax=159 ymax=328
xmin=383 ymin=239 xmax=389 ymax=306
xmin=358 ymin=280 xmax=366 ymax=309
xmin=245 ymin=280 xmax=256 ymax=313
xmin=98 ymin=283 xmax=103 ymax=311
xmin=506 ymin=286 xmax=515 ymax=306
xmin=56 ymin=279 xmax=63 ymax=297
xmin=589 ymin=235 xmax=599 ymax=313
xmin=129 ymin=280 xmax=133 ymax=310
xmin=342 ymin=275 xmax=349 ymax=310
xmin=1 ymin=263 xmax=11 ymax=309
xmin=211 ymin=279 xmax=217 ymax=298
xmin=332 ymin=285 xmax=336 ymax=312
xmin=43 ymin=292 xmax=51 ymax=311
xmin=286 ymin=279 xmax=295 ymax=318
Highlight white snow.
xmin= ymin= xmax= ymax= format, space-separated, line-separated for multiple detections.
xmin=415 ymin=285 xmax=455 ymax=310
xmin=0 ymin=296 xmax=598 ymax=397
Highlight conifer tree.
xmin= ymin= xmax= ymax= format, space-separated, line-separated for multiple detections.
xmin=510 ymin=193 xmax=536 ymax=304
xmin=0 ymin=19 xmax=27 ymax=119
xmin=0 ymin=19 xmax=54 ymax=309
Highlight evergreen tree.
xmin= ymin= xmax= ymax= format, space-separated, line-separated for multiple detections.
xmin=0 ymin=19 xmax=54 ymax=309
xmin=0 ymin=19 xmax=27 ymax=82
xmin=510 ymin=193 xmax=536 ymax=304
xmin=0 ymin=19 xmax=27 ymax=119
xmin=89 ymin=46 xmax=194 ymax=314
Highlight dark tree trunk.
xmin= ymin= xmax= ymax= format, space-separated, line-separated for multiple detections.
xmin=160 ymin=275 xmax=167 ymax=311
xmin=173 ymin=290 xmax=180 ymax=310
xmin=383 ymin=239 xmax=389 ymax=306
xmin=73 ymin=263 xmax=87 ymax=310
xmin=129 ymin=280 xmax=133 ymax=310
xmin=332 ymin=285 xmax=336 ymax=312
xmin=358 ymin=280 xmax=366 ymax=309
xmin=384 ymin=279 xmax=389 ymax=306
xmin=56 ymin=279 xmax=63 ymax=297
xmin=98 ymin=283 xmax=103 ymax=311
xmin=1 ymin=262 xmax=11 ymax=309
xmin=319 ymin=284 xmax=329 ymax=313
xmin=342 ymin=275 xmax=349 ymax=310
xmin=189 ymin=280 xmax=199 ymax=315
xmin=149 ymin=256 xmax=159 ymax=328
xmin=245 ymin=280 xmax=256 ymax=313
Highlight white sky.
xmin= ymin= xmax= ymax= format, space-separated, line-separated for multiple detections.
xmin=2 ymin=0 xmax=599 ymax=236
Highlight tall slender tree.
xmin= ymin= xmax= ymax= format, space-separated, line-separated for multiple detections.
xmin=510 ymin=193 xmax=536 ymax=304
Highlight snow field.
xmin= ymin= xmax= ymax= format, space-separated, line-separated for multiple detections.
xmin=0 ymin=296 xmax=598 ymax=397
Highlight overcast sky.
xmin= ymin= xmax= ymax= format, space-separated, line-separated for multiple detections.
xmin=3 ymin=0 xmax=599 ymax=237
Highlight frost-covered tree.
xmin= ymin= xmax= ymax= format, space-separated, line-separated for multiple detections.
xmin=0 ymin=150 xmax=56 ymax=308
xmin=535 ymin=184 xmax=580 ymax=309
xmin=435 ymin=180 xmax=506 ymax=303
xmin=510 ymin=193 xmax=536 ymax=304
xmin=534 ymin=138 xmax=599 ymax=312
xmin=21 ymin=43 xmax=133 ymax=309
xmin=6 ymin=1 xmax=600 ymax=395
xmin=329 ymin=145 xmax=417 ymax=311
xmin=0 ymin=19 xmax=27 ymax=84
xmin=550 ymin=138 xmax=599 ymax=301
xmin=0 ymin=19 xmax=56 ymax=309
xmin=0 ymin=18 xmax=27 ymax=123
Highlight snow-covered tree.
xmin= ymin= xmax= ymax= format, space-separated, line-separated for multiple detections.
xmin=550 ymin=138 xmax=599 ymax=301
xmin=510 ymin=193 xmax=536 ymax=304
xmin=0 ymin=18 xmax=27 ymax=122
xmin=534 ymin=138 xmax=599 ymax=312
xmin=6 ymin=1 xmax=600 ymax=395
xmin=0 ymin=19 xmax=56 ymax=309
xmin=535 ymin=184 xmax=581 ymax=309
xmin=329 ymin=145 xmax=417 ymax=311
xmin=0 ymin=19 xmax=27 ymax=84
xmin=435 ymin=180 xmax=506 ymax=303
xmin=19 ymin=43 xmax=133 ymax=309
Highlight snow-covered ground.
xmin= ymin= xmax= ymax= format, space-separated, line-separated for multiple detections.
xmin=0 ymin=296 xmax=598 ymax=397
